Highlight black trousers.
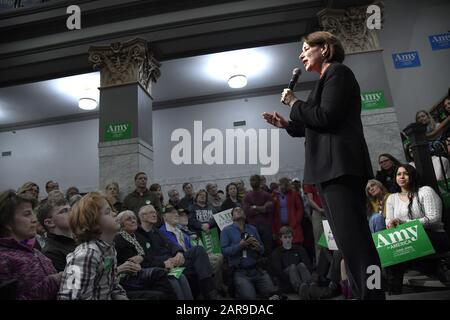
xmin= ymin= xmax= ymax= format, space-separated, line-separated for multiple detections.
xmin=317 ymin=175 xmax=385 ymax=300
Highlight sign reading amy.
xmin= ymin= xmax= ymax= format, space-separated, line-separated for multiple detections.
xmin=373 ymin=220 xmax=435 ymax=268
xmin=429 ymin=33 xmax=450 ymax=51
xmin=104 ymin=122 xmax=131 ymax=141
xmin=361 ymin=90 xmax=386 ymax=110
xmin=213 ymin=209 xmax=233 ymax=231
xmin=392 ymin=51 xmax=421 ymax=69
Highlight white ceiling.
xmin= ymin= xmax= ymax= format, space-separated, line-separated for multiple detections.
xmin=0 ymin=41 xmax=318 ymax=126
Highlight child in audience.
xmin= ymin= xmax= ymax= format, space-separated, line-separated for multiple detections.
xmin=58 ymin=192 xmax=128 ymax=300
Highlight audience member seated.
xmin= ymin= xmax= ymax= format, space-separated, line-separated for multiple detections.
xmin=220 ymin=207 xmax=277 ymax=300
xmin=40 ymin=180 xmax=60 ymax=205
xmin=123 ymin=172 xmax=162 ymax=221
xmin=160 ymin=205 xmax=224 ymax=296
xmin=365 ymin=179 xmax=389 ymax=233
xmin=243 ymin=175 xmax=274 ymax=256
xmin=408 ymin=146 xmax=450 ymax=182
xmin=416 ymin=109 xmax=439 ymax=134
xmin=150 ymin=183 xmax=165 ymax=207
xmin=136 ymin=205 xmax=217 ymax=299
xmin=188 ymin=189 xmax=218 ymax=235
xmin=65 ymin=186 xmax=80 ymax=202
xmin=220 ymin=183 xmax=241 ymax=211
xmin=113 ymin=210 xmax=178 ymax=299
xmin=105 ymin=182 xmax=123 ymax=214
xmin=17 ymin=182 xmax=39 ymax=201
xmin=37 ymin=190 xmax=76 ymax=272
xmin=167 ymin=189 xmax=181 ymax=209
xmin=0 ymin=190 xmax=61 ymax=299
xmin=270 ymin=226 xmax=314 ymax=299
xmin=272 ymin=178 xmax=304 ymax=245
xmin=179 ymin=182 xmax=195 ymax=212
xmin=206 ymin=183 xmax=225 ymax=211
xmin=385 ymin=164 xmax=450 ymax=294
xmin=58 ymin=192 xmax=128 ymax=300
xmin=375 ymin=153 xmax=401 ymax=193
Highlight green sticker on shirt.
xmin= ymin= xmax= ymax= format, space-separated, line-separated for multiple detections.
xmin=103 ymin=257 xmax=112 ymax=272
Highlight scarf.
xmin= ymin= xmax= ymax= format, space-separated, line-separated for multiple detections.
xmin=119 ymin=230 xmax=145 ymax=256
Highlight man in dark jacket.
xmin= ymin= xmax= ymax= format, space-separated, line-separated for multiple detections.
xmin=37 ymin=191 xmax=76 ymax=272
xmin=123 ymin=172 xmax=162 ymax=217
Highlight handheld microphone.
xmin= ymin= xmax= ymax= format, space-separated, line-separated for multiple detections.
xmin=288 ymin=68 xmax=302 ymax=90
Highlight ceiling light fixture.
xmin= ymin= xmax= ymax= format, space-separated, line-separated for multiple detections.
xmin=78 ymin=97 xmax=98 ymax=110
xmin=228 ymin=74 xmax=247 ymax=89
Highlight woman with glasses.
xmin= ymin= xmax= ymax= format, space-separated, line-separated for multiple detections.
xmin=375 ymin=153 xmax=401 ymax=193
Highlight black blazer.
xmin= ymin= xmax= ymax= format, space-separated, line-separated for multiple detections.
xmin=286 ymin=63 xmax=373 ymax=184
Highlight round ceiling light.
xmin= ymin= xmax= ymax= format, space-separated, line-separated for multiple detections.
xmin=228 ymin=74 xmax=247 ymax=89
xmin=78 ymin=97 xmax=98 ymax=110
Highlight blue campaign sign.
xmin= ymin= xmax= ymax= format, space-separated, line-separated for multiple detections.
xmin=429 ymin=33 xmax=450 ymax=51
xmin=392 ymin=51 xmax=421 ymax=69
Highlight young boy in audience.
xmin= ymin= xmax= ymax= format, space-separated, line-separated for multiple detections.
xmin=37 ymin=190 xmax=76 ymax=271
xmin=270 ymin=226 xmax=314 ymax=299
xmin=58 ymin=192 xmax=128 ymax=300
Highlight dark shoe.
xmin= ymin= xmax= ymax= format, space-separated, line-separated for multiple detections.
xmin=203 ymin=289 xmax=219 ymax=300
xmin=298 ymin=283 xmax=310 ymax=300
xmin=435 ymin=260 xmax=450 ymax=286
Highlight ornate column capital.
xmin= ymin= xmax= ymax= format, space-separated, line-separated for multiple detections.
xmin=88 ymin=38 xmax=161 ymax=93
xmin=317 ymin=2 xmax=384 ymax=55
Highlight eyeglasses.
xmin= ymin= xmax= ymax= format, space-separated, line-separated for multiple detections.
xmin=379 ymin=159 xmax=390 ymax=164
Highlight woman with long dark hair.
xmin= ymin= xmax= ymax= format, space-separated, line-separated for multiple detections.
xmin=385 ymin=164 xmax=450 ymax=293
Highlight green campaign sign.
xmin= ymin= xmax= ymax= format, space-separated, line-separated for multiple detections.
xmin=168 ymin=267 xmax=185 ymax=279
xmin=373 ymin=220 xmax=435 ymax=267
xmin=200 ymin=227 xmax=222 ymax=254
xmin=104 ymin=122 xmax=131 ymax=141
xmin=317 ymin=220 xmax=435 ymax=267
xmin=361 ymin=90 xmax=386 ymax=110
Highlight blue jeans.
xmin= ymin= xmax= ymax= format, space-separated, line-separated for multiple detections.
xmin=233 ymin=268 xmax=275 ymax=300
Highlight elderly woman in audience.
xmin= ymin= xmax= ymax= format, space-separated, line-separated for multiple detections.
xmin=0 ymin=190 xmax=61 ymax=299
xmin=58 ymin=192 xmax=128 ymax=300
xmin=375 ymin=153 xmax=401 ymax=193
xmin=416 ymin=110 xmax=439 ymax=134
xmin=114 ymin=210 xmax=179 ymax=299
xmin=220 ymin=183 xmax=241 ymax=211
xmin=385 ymin=164 xmax=450 ymax=294
xmin=365 ymin=179 xmax=389 ymax=233
xmin=150 ymin=183 xmax=165 ymax=207
xmin=17 ymin=182 xmax=40 ymax=201
xmin=105 ymin=182 xmax=123 ymax=214
xmin=188 ymin=189 xmax=218 ymax=234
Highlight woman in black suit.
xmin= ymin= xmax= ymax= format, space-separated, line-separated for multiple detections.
xmin=263 ymin=31 xmax=385 ymax=300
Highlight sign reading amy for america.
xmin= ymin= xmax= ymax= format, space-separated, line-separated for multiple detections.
xmin=392 ymin=51 xmax=421 ymax=69
xmin=429 ymin=32 xmax=450 ymax=51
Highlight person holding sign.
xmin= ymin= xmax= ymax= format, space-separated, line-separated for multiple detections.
xmin=385 ymin=164 xmax=450 ymax=293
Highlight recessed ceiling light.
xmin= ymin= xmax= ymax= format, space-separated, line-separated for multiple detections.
xmin=228 ymin=75 xmax=247 ymax=89
xmin=78 ymin=97 xmax=98 ymax=110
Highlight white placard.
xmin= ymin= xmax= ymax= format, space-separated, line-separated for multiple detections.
xmin=213 ymin=209 xmax=233 ymax=231
xmin=322 ymin=220 xmax=339 ymax=250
